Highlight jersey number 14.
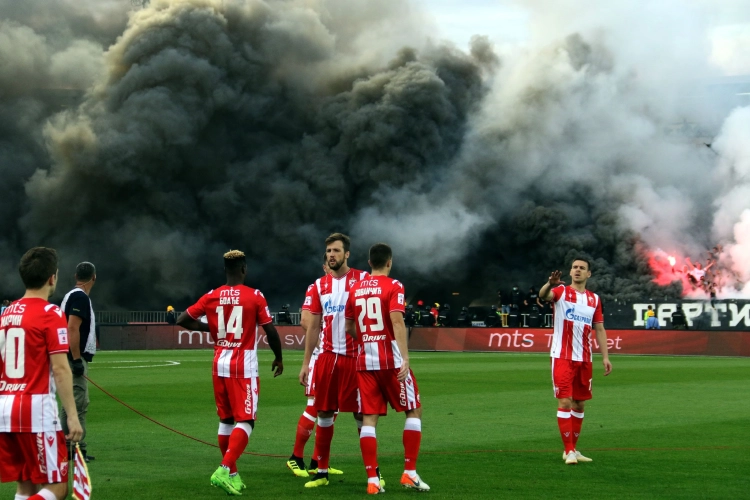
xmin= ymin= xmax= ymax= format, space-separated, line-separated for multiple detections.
xmin=216 ymin=306 xmax=244 ymax=340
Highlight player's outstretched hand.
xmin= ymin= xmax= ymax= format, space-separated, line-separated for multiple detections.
xmin=397 ymin=360 xmax=410 ymax=382
xmin=603 ymin=359 xmax=612 ymax=376
xmin=548 ymin=270 xmax=564 ymax=286
xmin=299 ymin=365 xmax=309 ymax=387
xmin=66 ymin=416 xmax=83 ymax=442
xmin=272 ymin=359 xmax=284 ymax=377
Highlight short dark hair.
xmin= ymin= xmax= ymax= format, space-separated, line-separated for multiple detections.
xmin=75 ymin=262 xmax=96 ymax=282
xmin=224 ymin=249 xmax=246 ymax=275
xmin=325 ymin=233 xmax=350 ymax=253
xmin=369 ymin=243 xmax=392 ymax=270
xmin=571 ymin=256 xmax=591 ymax=271
xmin=19 ymin=247 xmax=58 ymax=290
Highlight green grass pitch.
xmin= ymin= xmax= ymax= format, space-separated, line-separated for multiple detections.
xmin=2 ymin=350 xmax=749 ymax=499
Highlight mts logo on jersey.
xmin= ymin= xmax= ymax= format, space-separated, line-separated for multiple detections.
xmin=565 ymin=305 xmax=594 ymax=325
xmin=220 ymin=289 xmax=240 ymax=305
xmin=323 ymin=300 xmax=345 ymax=314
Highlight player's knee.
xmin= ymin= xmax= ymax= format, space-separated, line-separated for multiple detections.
xmin=557 ymin=398 xmax=573 ymax=409
xmin=317 ymin=416 xmax=335 ymax=427
xmin=236 ymin=421 xmax=254 ymax=436
xmin=572 ymin=400 xmax=586 ymax=412
xmin=43 ymin=481 xmax=68 ymax=500
xmin=406 ymin=407 xmax=422 ymax=419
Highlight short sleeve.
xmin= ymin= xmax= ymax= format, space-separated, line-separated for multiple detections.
xmin=551 ymin=285 xmax=565 ymax=302
xmin=389 ymin=281 xmax=405 ymax=314
xmin=255 ymin=291 xmax=273 ymax=326
xmin=65 ymin=292 xmax=90 ymax=320
xmin=186 ymin=292 xmax=209 ymax=320
xmin=307 ymin=281 xmax=322 ymax=315
xmin=45 ymin=306 xmax=70 ymax=355
xmin=593 ymin=296 xmax=604 ymax=324
xmin=301 ymin=284 xmax=315 ymax=311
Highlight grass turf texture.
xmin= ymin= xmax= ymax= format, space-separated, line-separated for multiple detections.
xmin=2 ymin=351 xmax=749 ymax=499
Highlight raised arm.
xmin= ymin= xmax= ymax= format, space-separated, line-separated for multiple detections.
xmin=539 ymin=270 xmax=563 ymax=301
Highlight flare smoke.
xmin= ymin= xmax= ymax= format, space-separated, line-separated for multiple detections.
xmin=1 ymin=0 xmax=749 ymax=308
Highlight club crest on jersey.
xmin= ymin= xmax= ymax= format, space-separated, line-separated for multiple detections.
xmin=349 ymin=278 xmax=356 ymax=287
xmin=565 ymin=305 xmax=593 ymax=325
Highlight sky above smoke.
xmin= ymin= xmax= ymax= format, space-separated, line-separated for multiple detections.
xmin=1 ymin=0 xmax=749 ymax=309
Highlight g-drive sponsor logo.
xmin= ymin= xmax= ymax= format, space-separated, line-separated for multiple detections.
xmin=362 ymin=334 xmax=386 ymax=342
xmin=565 ymin=306 xmax=593 ymax=325
xmin=216 ymin=340 xmax=242 ymax=348
xmin=0 ymin=381 xmax=27 ymax=391
xmin=324 ymin=300 xmax=345 ymax=314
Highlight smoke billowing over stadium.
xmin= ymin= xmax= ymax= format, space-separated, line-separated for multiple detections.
xmin=1 ymin=0 xmax=750 ymax=309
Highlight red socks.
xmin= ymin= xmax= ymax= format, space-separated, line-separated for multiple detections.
xmin=217 ymin=423 xmax=235 ymax=473
xmin=403 ymin=418 xmax=422 ymax=472
xmin=221 ymin=423 xmax=252 ymax=470
xmin=293 ymin=405 xmax=317 ymax=457
xmin=571 ymin=410 xmax=584 ymax=449
xmin=557 ymin=408 xmax=574 ymax=454
xmin=314 ymin=417 xmax=335 ymax=471
xmin=359 ymin=426 xmax=379 ymax=479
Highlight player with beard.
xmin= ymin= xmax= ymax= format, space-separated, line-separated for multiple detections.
xmin=177 ymin=250 xmax=284 ymax=495
xmin=345 ymin=243 xmax=429 ymax=495
xmin=0 ymin=247 xmax=83 ymax=500
xmin=299 ymin=233 xmax=372 ymax=489
xmin=286 ymin=256 xmax=343 ymax=477
xmin=539 ymin=257 xmax=612 ymax=465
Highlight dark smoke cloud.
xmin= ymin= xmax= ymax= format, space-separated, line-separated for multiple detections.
xmin=0 ymin=0 xmax=745 ymax=309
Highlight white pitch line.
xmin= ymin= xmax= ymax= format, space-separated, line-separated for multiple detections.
xmin=93 ymin=361 xmax=181 ymax=369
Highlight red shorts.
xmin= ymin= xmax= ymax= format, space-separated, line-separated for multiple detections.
xmin=551 ymin=358 xmax=593 ymax=401
xmin=313 ymin=351 xmax=359 ymax=413
xmin=0 ymin=431 xmax=69 ymax=485
xmin=213 ymin=374 xmax=260 ymax=421
xmin=305 ymin=353 xmax=318 ymax=398
xmin=357 ymin=368 xmax=421 ymax=416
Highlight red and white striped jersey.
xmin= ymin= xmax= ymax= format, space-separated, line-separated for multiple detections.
xmin=345 ymin=275 xmax=406 ymax=371
xmin=186 ymin=285 xmax=273 ymax=378
xmin=550 ymin=285 xmax=604 ymax=361
xmin=0 ymin=298 xmax=69 ymax=433
xmin=306 ymin=268 xmax=369 ymax=357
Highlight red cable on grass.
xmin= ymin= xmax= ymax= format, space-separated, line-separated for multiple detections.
xmin=85 ymin=375 xmax=286 ymax=458
xmin=86 ymin=376 xmax=749 ymax=459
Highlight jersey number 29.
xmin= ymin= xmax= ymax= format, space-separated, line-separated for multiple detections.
xmin=216 ymin=306 xmax=244 ymax=340
xmin=355 ymin=298 xmax=384 ymax=333
xmin=0 ymin=328 xmax=25 ymax=378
